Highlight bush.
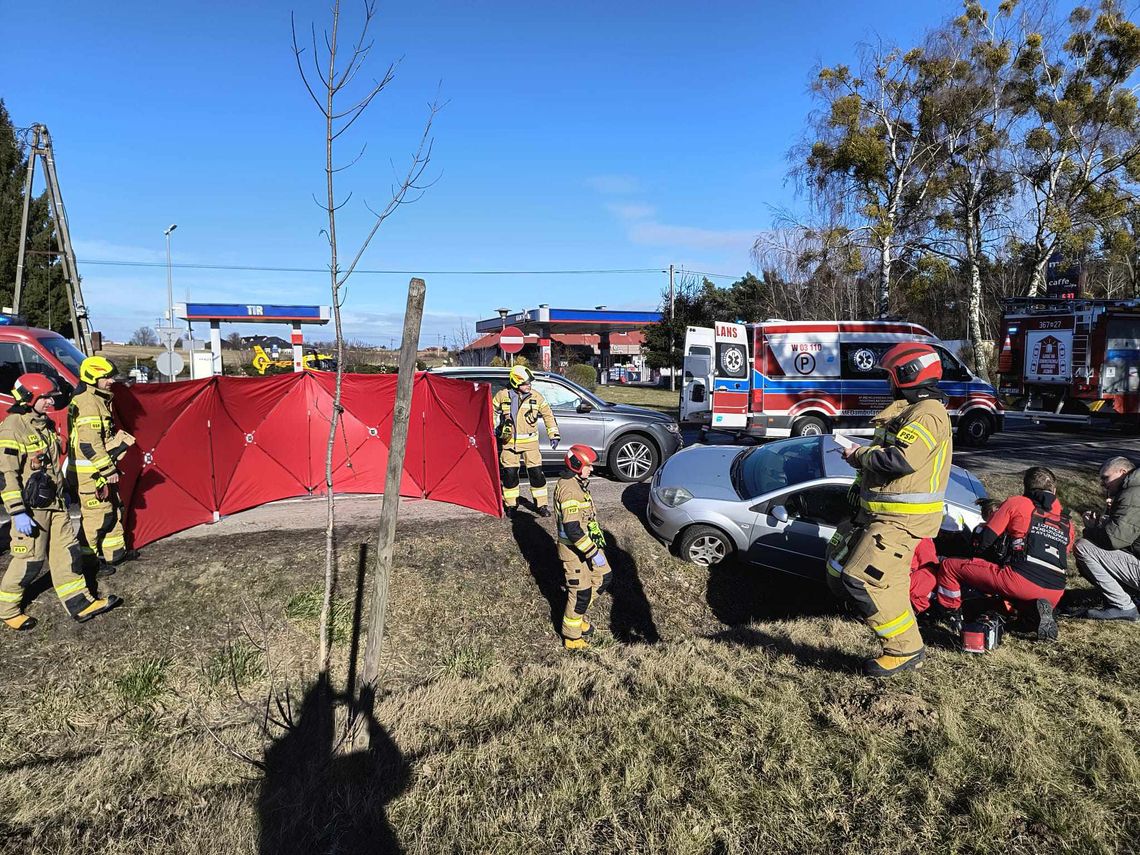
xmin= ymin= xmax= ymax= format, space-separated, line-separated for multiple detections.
xmin=513 ymin=355 xmax=529 ymax=368
xmin=565 ymin=363 xmax=597 ymax=390
xmin=490 ymin=356 xmax=505 ymax=367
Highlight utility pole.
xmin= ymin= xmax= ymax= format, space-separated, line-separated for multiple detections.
xmin=12 ymin=125 xmax=93 ymax=354
xmin=669 ymin=264 xmax=676 ymax=392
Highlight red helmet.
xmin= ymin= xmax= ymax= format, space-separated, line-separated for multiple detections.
xmin=12 ymin=373 xmax=60 ymax=406
xmin=880 ymin=342 xmax=942 ymax=388
xmin=565 ymin=444 xmax=597 ymax=475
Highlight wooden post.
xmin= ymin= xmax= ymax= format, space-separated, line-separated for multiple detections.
xmin=359 ymin=278 xmax=426 ymax=692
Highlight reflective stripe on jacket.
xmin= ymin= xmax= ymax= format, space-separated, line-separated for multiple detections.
xmin=492 ymin=388 xmax=559 ymax=447
xmin=853 ymin=397 xmax=952 ymax=537
xmin=554 ymin=474 xmax=598 ymax=559
xmin=0 ymin=410 xmax=66 ymax=515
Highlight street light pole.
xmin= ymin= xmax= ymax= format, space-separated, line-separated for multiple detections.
xmin=163 ymin=224 xmax=178 ymax=382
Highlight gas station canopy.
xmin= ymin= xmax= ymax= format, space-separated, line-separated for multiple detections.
xmin=175 ymin=303 xmax=332 ymax=375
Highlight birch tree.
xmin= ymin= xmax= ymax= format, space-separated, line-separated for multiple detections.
xmin=799 ymin=42 xmax=947 ymax=317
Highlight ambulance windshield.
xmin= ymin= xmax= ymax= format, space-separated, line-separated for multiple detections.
xmin=730 ymin=437 xmax=824 ymax=500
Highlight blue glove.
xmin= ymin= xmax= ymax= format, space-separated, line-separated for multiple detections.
xmin=550 ymin=438 xmax=560 ymax=450
xmin=591 ymin=551 xmax=607 ymax=568
xmin=12 ymin=513 xmax=35 ymax=537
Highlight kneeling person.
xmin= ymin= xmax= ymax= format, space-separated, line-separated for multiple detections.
xmin=0 ymin=374 xmax=121 ymax=630
xmin=554 ymin=444 xmax=610 ymax=649
xmin=935 ymin=466 xmax=1072 ymax=641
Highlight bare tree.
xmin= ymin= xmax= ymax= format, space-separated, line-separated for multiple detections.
xmin=292 ymin=0 xmax=440 ymax=676
xmin=128 ymin=326 xmax=158 ymax=346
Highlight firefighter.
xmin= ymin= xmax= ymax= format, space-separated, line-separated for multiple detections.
xmin=493 ymin=365 xmax=560 ymax=518
xmin=554 ymin=444 xmax=611 ymax=649
xmin=935 ymin=466 xmax=1073 ymax=642
xmin=832 ymin=342 xmax=952 ymax=676
xmin=0 ymin=373 xmax=121 ymax=630
xmin=69 ymin=356 xmax=136 ymax=573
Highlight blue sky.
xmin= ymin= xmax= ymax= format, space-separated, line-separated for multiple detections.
xmin=1 ymin=0 xmax=944 ymax=345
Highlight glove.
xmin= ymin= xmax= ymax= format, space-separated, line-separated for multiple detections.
xmin=12 ymin=513 xmax=35 ymax=536
xmin=550 ymin=438 xmax=560 ymax=450
xmin=591 ymin=551 xmax=607 ymax=568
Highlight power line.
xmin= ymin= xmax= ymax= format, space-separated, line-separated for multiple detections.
xmin=77 ymin=259 xmax=669 ymax=276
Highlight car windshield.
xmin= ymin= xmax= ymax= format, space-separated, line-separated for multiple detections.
xmin=38 ymin=335 xmax=84 ymax=376
xmin=730 ymin=437 xmax=825 ymax=499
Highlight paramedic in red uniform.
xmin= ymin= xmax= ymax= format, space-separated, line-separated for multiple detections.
xmin=935 ymin=466 xmax=1073 ymax=641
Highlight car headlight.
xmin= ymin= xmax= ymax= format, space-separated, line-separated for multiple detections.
xmin=658 ymin=486 xmax=693 ymax=507
xmin=664 ymin=422 xmax=681 ymax=435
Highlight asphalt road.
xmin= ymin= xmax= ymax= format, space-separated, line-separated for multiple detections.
xmin=161 ymin=421 xmax=1140 ymax=542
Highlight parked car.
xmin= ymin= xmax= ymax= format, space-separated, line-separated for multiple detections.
xmin=647 ymin=435 xmax=987 ymax=574
xmin=430 ymin=366 xmax=683 ymax=481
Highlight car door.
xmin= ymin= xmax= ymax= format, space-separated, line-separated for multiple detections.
xmin=530 ymin=377 xmax=607 ymax=466
xmin=745 ymin=481 xmax=853 ymax=578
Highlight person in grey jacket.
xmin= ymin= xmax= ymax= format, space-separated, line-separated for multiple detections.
xmin=1074 ymin=456 xmax=1140 ymax=620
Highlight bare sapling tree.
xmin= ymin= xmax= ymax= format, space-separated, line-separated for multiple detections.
xmin=291 ymin=0 xmax=440 ymax=676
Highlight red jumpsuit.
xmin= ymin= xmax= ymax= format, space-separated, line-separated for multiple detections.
xmin=909 ymin=538 xmax=939 ymax=614
xmin=936 ymin=495 xmax=1073 ymax=612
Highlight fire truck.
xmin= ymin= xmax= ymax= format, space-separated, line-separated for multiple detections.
xmin=680 ymin=320 xmax=1003 ymax=445
xmin=997 ymin=297 xmax=1140 ymax=426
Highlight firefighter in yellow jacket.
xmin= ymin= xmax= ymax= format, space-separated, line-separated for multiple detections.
xmin=0 ymin=374 xmax=121 ymax=630
xmin=68 ymin=356 xmax=136 ymax=573
xmin=832 ymin=342 xmax=952 ymax=676
xmin=554 ymin=444 xmax=611 ymax=649
xmin=493 ymin=365 xmax=560 ymax=517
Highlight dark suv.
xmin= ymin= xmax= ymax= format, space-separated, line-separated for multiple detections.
xmin=430 ymin=367 xmax=683 ymax=481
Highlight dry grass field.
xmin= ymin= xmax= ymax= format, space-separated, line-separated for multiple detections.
xmin=0 ymin=469 xmax=1137 ymax=853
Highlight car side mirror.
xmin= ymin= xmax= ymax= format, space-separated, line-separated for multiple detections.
xmin=770 ymin=505 xmax=790 ymax=523
xmin=576 ymin=400 xmax=594 ymax=414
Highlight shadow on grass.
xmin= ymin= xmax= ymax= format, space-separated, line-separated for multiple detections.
xmin=604 ymin=530 xmax=660 ymax=644
xmin=257 ymin=542 xmax=411 ymax=855
xmin=510 ymin=512 xmax=564 ymax=638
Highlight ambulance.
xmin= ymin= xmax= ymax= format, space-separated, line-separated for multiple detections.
xmin=680 ymin=320 xmax=1003 ymax=445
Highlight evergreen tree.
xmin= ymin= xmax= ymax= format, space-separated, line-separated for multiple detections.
xmin=0 ymin=101 xmax=75 ymax=335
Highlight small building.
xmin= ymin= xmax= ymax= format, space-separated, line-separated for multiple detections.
xmin=466 ymin=305 xmax=660 ymax=381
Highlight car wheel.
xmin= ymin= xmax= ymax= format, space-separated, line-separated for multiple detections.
xmin=609 ymin=434 xmax=659 ymax=482
xmin=679 ymin=525 xmax=734 ymax=566
xmin=792 ymin=415 xmax=828 ymax=437
xmin=957 ymin=411 xmax=991 ymax=447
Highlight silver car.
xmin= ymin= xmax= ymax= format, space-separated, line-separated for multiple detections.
xmin=647 ymin=435 xmax=988 ymax=574
xmin=430 ymin=367 xmax=684 ymax=481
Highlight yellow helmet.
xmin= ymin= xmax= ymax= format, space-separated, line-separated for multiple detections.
xmin=79 ymin=356 xmax=117 ymax=385
xmin=509 ymin=365 xmax=534 ymax=389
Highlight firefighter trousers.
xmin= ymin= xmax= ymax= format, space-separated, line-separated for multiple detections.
xmin=0 ymin=507 xmax=97 ymax=620
xmin=77 ymin=490 xmax=126 ymax=564
xmin=500 ymin=443 xmax=547 ymax=509
xmin=833 ymin=520 xmax=924 ymax=656
xmin=557 ymin=541 xmax=611 ymax=640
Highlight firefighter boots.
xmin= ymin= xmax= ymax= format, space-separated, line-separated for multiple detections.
xmin=1036 ymin=599 xmax=1058 ymax=642
xmin=74 ymin=594 xmax=122 ymax=623
xmin=3 ymin=613 xmax=37 ymax=631
xmin=580 ymin=618 xmax=595 ymax=638
xmin=864 ymin=647 xmax=926 ymax=678
xmin=563 ymin=637 xmax=589 ymax=651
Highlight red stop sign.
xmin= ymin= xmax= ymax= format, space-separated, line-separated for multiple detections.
xmin=499 ymin=325 xmax=525 ymax=354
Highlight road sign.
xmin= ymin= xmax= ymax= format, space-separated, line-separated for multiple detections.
xmin=156 ymin=326 xmax=182 ymax=348
xmin=499 ymin=325 xmax=525 ymax=354
xmin=156 ymin=350 xmax=185 ymax=378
